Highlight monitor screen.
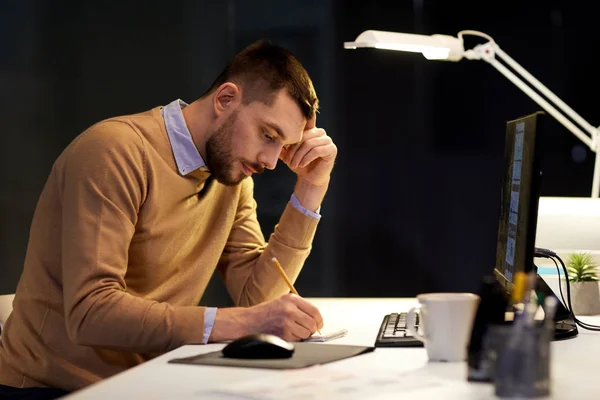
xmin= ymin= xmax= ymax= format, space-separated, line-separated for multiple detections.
xmin=494 ymin=112 xmax=543 ymax=294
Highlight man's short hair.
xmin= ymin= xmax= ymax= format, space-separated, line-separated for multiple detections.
xmin=203 ymin=40 xmax=319 ymax=120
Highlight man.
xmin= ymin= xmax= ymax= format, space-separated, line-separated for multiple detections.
xmin=0 ymin=40 xmax=336 ymax=398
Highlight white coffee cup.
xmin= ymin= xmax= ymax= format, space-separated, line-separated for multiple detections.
xmin=406 ymin=292 xmax=480 ymax=362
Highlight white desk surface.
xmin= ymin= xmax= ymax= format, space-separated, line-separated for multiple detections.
xmin=63 ymin=298 xmax=600 ymax=399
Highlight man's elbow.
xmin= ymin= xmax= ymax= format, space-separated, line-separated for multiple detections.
xmin=65 ymin=313 xmax=91 ymax=346
xmin=64 ymin=291 xmax=115 ymax=346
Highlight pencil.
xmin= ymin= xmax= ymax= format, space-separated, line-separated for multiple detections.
xmin=271 ymin=257 xmax=321 ymax=336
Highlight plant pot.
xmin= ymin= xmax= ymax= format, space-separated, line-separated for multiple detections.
xmin=561 ymin=280 xmax=600 ymax=315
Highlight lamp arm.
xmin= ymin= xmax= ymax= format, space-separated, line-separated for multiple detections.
xmin=494 ymin=43 xmax=600 ymax=199
xmin=492 ymin=54 xmax=600 ymax=199
xmin=485 ymin=54 xmax=594 ymax=149
xmin=469 ymin=41 xmax=600 ymax=197
xmin=494 ymin=46 xmax=599 ymax=141
xmin=464 ymin=41 xmax=600 ymax=199
xmin=461 ymin=31 xmax=598 ymax=143
xmin=495 ymin=45 xmax=600 ymax=198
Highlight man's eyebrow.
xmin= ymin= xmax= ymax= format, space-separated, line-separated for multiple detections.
xmin=264 ymin=122 xmax=287 ymax=141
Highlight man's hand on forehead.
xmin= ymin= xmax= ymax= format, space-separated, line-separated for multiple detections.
xmin=292 ymin=114 xmax=316 ymax=145
xmin=279 ymin=112 xmax=337 ymax=188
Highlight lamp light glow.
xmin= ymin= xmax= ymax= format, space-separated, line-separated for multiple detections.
xmin=344 ymin=30 xmax=465 ymax=61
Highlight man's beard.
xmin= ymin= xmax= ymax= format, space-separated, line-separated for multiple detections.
xmin=205 ymin=111 xmax=262 ymax=186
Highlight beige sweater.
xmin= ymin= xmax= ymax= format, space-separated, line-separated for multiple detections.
xmin=0 ymin=107 xmax=319 ymax=391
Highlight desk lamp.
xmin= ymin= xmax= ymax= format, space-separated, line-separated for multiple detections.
xmin=344 ymin=30 xmax=600 ymax=198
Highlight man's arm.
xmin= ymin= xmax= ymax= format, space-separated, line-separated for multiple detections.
xmin=217 ymin=115 xmax=336 ymax=307
xmin=216 ymin=177 xmax=319 ymax=307
xmin=211 ymin=117 xmax=336 ymax=342
xmin=60 ymin=121 xmax=205 ymax=352
xmin=282 ymin=114 xmax=336 ymax=212
xmin=209 ymin=294 xmax=323 ymax=342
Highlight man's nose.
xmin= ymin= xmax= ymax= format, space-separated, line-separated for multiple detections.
xmin=259 ymin=147 xmax=280 ymax=170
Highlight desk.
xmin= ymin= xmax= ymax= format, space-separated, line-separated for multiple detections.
xmin=63 ymin=298 xmax=600 ymax=399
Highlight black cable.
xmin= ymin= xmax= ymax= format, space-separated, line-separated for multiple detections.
xmin=552 ymin=253 xmax=600 ymax=331
xmin=549 ymin=257 xmax=568 ymax=308
xmin=534 ymin=248 xmax=569 ymax=307
xmin=534 ymin=247 xmax=557 ymax=258
xmin=534 ymin=247 xmax=600 ymax=331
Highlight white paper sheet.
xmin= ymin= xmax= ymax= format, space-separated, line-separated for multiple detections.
xmin=197 ymin=365 xmax=459 ymax=399
xmin=302 ymin=328 xmax=348 ymax=342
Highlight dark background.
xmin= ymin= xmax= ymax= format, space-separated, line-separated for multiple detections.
xmin=1 ymin=0 xmax=597 ymax=306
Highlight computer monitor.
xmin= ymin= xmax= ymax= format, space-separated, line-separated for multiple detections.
xmin=494 ymin=112 xmax=542 ymax=291
xmin=492 ymin=111 xmax=577 ymax=340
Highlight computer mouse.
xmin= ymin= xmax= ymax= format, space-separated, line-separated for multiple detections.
xmin=221 ymin=333 xmax=295 ymax=359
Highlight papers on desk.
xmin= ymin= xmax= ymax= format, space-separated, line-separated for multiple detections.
xmin=303 ymin=328 xmax=348 ymax=342
xmin=198 ymin=365 xmax=463 ymax=400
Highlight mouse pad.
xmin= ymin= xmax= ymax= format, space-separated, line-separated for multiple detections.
xmin=168 ymin=343 xmax=375 ymax=370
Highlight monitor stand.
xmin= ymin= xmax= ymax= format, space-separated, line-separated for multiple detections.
xmin=535 ymin=273 xmax=578 ymax=340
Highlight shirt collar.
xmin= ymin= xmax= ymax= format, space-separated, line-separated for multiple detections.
xmin=161 ymin=99 xmax=207 ymax=176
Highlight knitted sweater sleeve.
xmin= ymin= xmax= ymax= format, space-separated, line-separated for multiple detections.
xmin=217 ymin=178 xmax=320 ymax=307
xmin=59 ymin=121 xmax=205 ymax=352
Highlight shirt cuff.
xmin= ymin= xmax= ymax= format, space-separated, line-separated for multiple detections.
xmin=203 ymin=307 xmax=217 ymax=344
xmin=290 ymin=193 xmax=321 ymax=220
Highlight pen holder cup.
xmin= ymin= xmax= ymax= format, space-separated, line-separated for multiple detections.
xmin=489 ymin=324 xmax=551 ymax=398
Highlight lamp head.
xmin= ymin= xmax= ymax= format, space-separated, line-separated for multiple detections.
xmin=344 ymin=30 xmax=465 ymax=61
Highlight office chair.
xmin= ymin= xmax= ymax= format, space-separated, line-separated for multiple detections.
xmin=0 ymin=294 xmax=15 ymax=336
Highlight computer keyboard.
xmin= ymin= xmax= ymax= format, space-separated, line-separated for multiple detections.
xmin=374 ymin=312 xmax=424 ymax=347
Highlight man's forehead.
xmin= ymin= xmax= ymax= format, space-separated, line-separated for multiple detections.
xmin=250 ymin=92 xmax=307 ymax=142
xmin=263 ymin=117 xmax=304 ymax=143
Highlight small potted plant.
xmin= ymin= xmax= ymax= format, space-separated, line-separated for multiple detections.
xmin=562 ymin=252 xmax=600 ymax=315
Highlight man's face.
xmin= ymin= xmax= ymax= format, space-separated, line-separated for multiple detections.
xmin=205 ymin=89 xmax=306 ymax=186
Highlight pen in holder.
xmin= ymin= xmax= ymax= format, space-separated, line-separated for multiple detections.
xmin=491 ymin=296 xmax=556 ymax=398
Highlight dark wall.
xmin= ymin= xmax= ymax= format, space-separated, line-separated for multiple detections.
xmin=1 ymin=1 xmax=598 ymax=300
xmin=0 ymin=0 xmax=337 ymax=305
xmin=333 ymin=0 xmax=599 ymax=296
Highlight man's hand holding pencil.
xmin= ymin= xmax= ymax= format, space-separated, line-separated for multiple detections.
xmin=208 ymin=258 xmax=324 ymax=342
xmin=244 ymin=292 xmax=324 ymax=342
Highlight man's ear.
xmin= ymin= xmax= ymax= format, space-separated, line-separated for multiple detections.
xmin=213 ymin=83 xmax=241 ymax=117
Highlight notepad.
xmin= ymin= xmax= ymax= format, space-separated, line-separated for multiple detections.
xmin=303 ymin=328 xmax=348 ymax=342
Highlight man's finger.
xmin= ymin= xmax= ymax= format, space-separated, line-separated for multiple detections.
xmin=289 ymin=137 xmax=331 ymax=168
xmin=298 ymin=144 xmax=336 ymax=169
xmin=293 ymin=297 xmax=323 ymax=330
xmin=288 ymin=301 xmax=318 ymax=333
xmin=281 ymin=143 xmax=299 ymax=165
xmin=279 ymin=147 xmax=290 ymax=163
xmin=288 ymin=329 xmax=307 ymax=342
xmin=303 ymin=127 xmax=325 ymax=140
xmin=293 ymin=315 xmax=316 ymax=338
xmin=284 ymin=128 xmax=326 ymax=166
